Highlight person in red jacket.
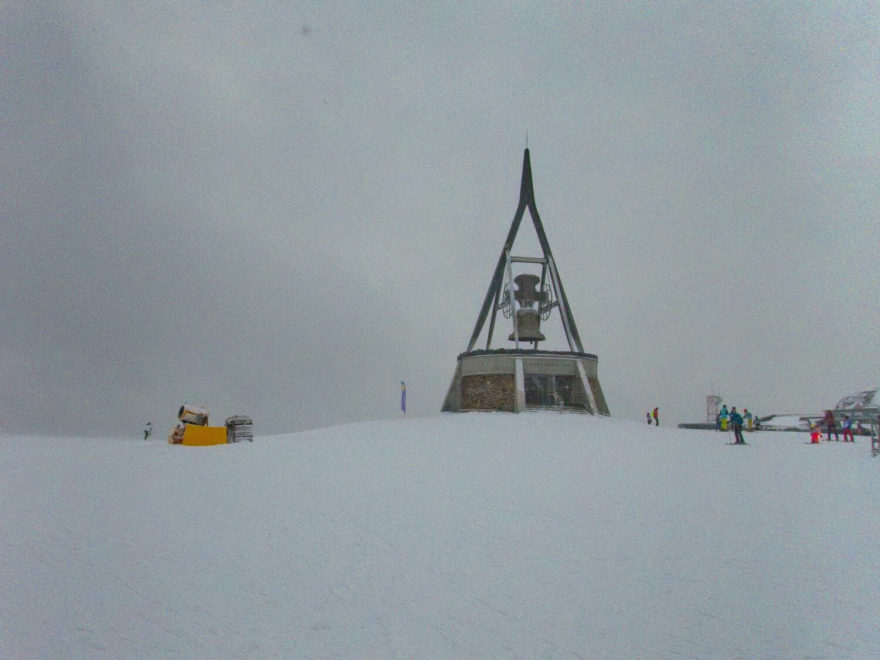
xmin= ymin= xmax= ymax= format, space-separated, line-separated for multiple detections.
xmin=652 ymin=407 xmax=659 ymax=426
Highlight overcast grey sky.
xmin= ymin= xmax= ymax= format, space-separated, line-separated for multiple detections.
xmin=2 ymin=2 xmax=878 ymax=437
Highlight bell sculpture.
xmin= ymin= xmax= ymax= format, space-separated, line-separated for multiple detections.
xmin=441 ymin=148 xmax=610 ymax=416
xmin=508 ymin=274 xmax=546 ymax=342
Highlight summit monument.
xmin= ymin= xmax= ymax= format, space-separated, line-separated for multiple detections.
xmin=442 ymin=149 xmax=610 ymax=415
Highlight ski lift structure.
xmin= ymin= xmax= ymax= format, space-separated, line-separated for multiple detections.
xmin=442 ymin=149 xmax=610 ymax=415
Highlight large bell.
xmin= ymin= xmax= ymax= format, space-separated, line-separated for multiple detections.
xmin=509 ymin=308 xmax=545 ymax=341
xmin=508 ymin=273 xmax=546 ymax=342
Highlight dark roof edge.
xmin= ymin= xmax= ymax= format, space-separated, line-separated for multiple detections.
xmin=458 ymin=348 xmax=598 ymax=361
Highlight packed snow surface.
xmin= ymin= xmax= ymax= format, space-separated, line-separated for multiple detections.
xmin=2 ymin=413 xmax=879 ymax=658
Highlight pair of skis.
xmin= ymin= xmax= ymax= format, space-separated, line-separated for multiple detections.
xmin=726 ymin=425 xmax=747 ymax=445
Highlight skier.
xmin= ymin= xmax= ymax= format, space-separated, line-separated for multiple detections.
xmin=822 ymin=410 xmax=839 ymax=441
xmin=652 ymin=407 xmax=659 ymax=426
xmin=842 ymin=415 xmax=854 ymax=442
xmin=143 ymin=421 xmax=152 ymax=441
xmin=744 ymin=408 xmax=753 ymax=432
xmin=810 ymin=423 xmax=822 ymax=444
xmin=719 ymin=404 xmax=730 ymax=431
xmin=730 ymin=407 xmax=745 ymax=444
xmin=646 ymin=412 xmax=652 ymax=425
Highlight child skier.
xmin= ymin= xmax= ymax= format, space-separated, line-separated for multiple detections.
xmin=842 ymin=415 xmax=854 ymax=442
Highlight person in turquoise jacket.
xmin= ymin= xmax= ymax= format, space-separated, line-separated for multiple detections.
xmin=719 ymin=404 xmax=730 ymax=431
xmin=730 ymin=407 xmax=745 ymax=444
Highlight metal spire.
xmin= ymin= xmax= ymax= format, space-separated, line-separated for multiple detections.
xmin=465 ymin=149 xmax=585 ymax=353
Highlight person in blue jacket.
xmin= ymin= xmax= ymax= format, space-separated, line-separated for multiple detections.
xmin=730 ymin=407 xmax=745 ymax=444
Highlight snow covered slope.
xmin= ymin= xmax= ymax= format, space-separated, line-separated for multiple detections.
xmin=2 ymin=414 xmax=878 ymax=657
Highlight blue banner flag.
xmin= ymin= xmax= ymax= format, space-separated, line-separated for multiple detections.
xmin=400 ymin=381 xmax=406 ymax=415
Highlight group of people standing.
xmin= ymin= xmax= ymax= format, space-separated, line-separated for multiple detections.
xmin=640 ymin=402 xmax=869 ymax=446
xmin=716 ymin=404 xmax=757 ymax=437
xmin=818 ymin=410 xmax=856 ymax=442
xmin=715 ymin=404 xmax=749 ymax=444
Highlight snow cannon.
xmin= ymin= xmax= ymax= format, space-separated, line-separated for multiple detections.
xmin=178 ymin=404 xmax=209 ymax=426
xmin=168 ymin=404 xmax=229 ymax=446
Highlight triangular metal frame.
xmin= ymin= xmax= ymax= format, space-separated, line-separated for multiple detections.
xmin=465 ymin=149 xmax=585 ymax=353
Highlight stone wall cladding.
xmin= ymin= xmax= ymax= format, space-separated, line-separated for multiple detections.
xmin=461 ymin=374 xmax=515 ymax=412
